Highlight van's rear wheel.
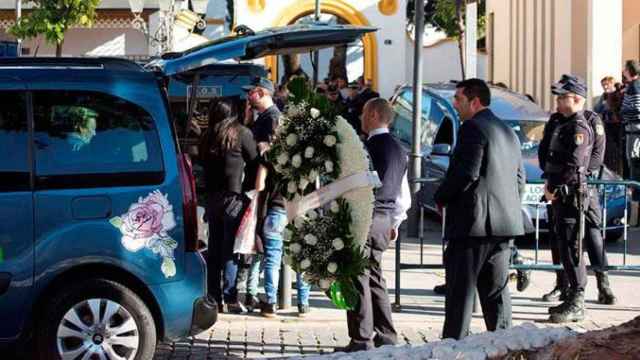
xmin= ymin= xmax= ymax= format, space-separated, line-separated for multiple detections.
xmin=36 ymin=279 xmax=157 ymax=360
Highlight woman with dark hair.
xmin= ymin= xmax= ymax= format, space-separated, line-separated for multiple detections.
xmin=200 ymin=97 xmax=264 ymax=313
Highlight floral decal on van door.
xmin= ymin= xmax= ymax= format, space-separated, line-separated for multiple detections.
xmin=110 ymin=190 xmax=178 ymax=278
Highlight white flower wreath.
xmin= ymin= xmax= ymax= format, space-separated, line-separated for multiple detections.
xmin=266 ymin=78 xmax=377 ymax=307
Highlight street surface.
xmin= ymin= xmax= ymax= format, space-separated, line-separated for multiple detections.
xmin=155 ymin=216 xmax=640 ymax=359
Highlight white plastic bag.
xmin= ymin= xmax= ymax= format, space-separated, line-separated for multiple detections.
xmin=233 ymin=190 xmax=258 ymax=255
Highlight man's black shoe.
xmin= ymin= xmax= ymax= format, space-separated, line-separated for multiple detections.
xmin=226 ymin=302 xmax=246 ymax=314
xmin=333 ymin=341 xmax=373 ymax=353
xmin=595 ymin=271 xmax=617 ymax=305
xmin=297 ymin=304 xmax=311 ymax=317
xmin=433 ymin=283 xmax=446 ymax=295
xmin=261 ymin=302 xmax=277 ymax=318
xmin=245 ymin=294 xmax=259 ymax=312
xmin=373 ymin=335 xmax=397 ymax=348
xmin=516 ymin=270 xmax=531 ymax=292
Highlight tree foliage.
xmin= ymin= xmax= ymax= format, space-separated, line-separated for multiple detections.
xmin=407 ymin=0 xmax=486 ymax=39
xmin=8 ymin=0 xmax=100 ymax=56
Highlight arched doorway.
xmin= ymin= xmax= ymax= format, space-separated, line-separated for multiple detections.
xmin=264 ymin=0 xmax=378 ymax=90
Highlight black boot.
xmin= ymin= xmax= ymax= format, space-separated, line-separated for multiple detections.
xmin=549 ymin=290 xmax=585 ymax=323
xmin=548 ymin=288 xmax=573 ymax=314
xmin=595 ymin=271 xmax=617 ymax=305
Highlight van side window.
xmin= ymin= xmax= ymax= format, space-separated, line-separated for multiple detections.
xmin=33 ymin=91 xmax=164 ymax=188
xmin=0 ymin=91 xmax=29 ymax=191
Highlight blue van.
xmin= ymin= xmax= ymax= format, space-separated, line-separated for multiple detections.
xmin=0 ymin=24 xmax=374 ymax=359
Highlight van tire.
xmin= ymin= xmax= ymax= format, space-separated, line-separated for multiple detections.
xmin=35 ymin=278 xmax=157 ymax=360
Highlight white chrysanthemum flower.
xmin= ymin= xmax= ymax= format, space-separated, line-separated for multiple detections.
xmin=304 ymin=234 xmax=318 ymax=245
xmin=323 ymin=135 xmax=337 ymax=147
xmin=307 ymin=210 xmax=318 ymax=220
xmin=325 ymin=160 xmax=334 ymax=173
xmin=310 ymin=108 xmax=321 ymax=119
xmin=332 ymin=238 xmax=345 ymax=251
xmin=286 ymin=133 xmax=298 ymax=146
xmin=290 ymin=243 xmax=302 ymax=254
xmin=283 ymin=228 xmax=292 ymax=240
xmin=274 ymin=164 xmax=283 ymax=173
xmin=292 ymin=154 xmax=302 ymax=168
xmin=287 ymin=181 xmax=297 ymax=193
xmin=319 ymin=279 xmax=332 ymax=290
xmin=304 ymin=146 xmax=315 ymax=159
xmin=277 ymin=153 xmax=289 ymax=165
xmin=298 ymin=178 xmax=309 ymax=190
xmin=308 ymin=169 xmax=319 ymax=182
xmin=330 ymin=201 xmax=340 ymax=213
xmin=300 ymin=259 xmax=311 ymax=270
xmin=294 ymin=216 xmax=305 ymax=229
xmin=327 ymin=262 xmax=338 ymax=274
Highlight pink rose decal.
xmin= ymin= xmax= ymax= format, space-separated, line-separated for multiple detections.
xmin=111 ymin=190 xmax=178 ymax=278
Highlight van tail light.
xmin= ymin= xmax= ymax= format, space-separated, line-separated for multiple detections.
xmin=178 ymin=153 xmax=199 ymax=252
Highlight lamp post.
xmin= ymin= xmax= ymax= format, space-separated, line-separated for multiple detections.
xmin=128 ymin=0 xmax=210 ymax=55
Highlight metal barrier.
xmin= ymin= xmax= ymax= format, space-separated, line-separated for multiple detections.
xmin=393 ymin=178 xmax=640 ymax=308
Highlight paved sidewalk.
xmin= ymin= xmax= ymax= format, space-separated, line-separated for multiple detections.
xmin=155 ymin=218 xmax=640 ymax=359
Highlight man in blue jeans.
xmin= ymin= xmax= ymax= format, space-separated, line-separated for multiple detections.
xmin=246 ymin=208 xmax=311 ymax=317
xmin=243 ymin=77 xmax=311 ymax=317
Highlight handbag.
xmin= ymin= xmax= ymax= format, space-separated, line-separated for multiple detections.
xmin=233 ymin=190 xmax=259 ymax=255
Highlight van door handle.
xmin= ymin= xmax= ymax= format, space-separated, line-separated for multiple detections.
xmin=71 ymin=196 xmax=112 ymax=220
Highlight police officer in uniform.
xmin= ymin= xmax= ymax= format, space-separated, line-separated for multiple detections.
xmin=539 ymin=75 xmax=616 ymax=308
xmin=543 ymin=75 xmax=599 ymax=322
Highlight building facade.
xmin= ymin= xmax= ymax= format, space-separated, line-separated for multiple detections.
xmin=487 ymin=0 xmax=640 ymax=111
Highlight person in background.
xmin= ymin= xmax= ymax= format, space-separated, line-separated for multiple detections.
xmin=199 ymin=97 xmax=262 ymax=314
xmin=594 ymin=76 xmax=624 ymax=175
xmin=622 ymin=60 xmax=640 ymax=198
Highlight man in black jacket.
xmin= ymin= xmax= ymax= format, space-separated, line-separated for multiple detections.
xmin=435 ymin=79 xmax=525 ymax=340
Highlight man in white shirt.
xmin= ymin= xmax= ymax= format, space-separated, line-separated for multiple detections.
xmin=336 ymin=98 xmax=411 ymax=352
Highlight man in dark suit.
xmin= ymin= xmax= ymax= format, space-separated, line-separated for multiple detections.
xmin=336 ymin=98 xmax=411 ymax=352
xmin=434 ymin=78 xmax=525 ymax=340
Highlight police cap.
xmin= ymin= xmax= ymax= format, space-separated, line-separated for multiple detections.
xmin=551 ymin=74 xmax=588 ymax=98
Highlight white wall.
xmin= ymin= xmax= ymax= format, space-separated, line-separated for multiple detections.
xmin=405 ymin=38 xmax=487 ymax=86
xmin=20 ymin=28 xmax=148 ymax=57
xmin=232 ymin=0 xmax=408 ymax=99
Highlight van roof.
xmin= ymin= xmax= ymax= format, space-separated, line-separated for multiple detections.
xmin=0 ymin=57 xmax=146 ymax=72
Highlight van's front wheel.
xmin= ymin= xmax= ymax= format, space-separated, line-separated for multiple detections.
xmin=36 ymin=279 xmax=157 ymax=360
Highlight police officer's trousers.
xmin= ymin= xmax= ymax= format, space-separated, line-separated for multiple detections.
xmin=442 ymin=237 xmax=512 ymax=340
xmin=552 ymin=201 xmax=588 ymax=291
xmin=548 ymin=199 xmax=609 ymax=285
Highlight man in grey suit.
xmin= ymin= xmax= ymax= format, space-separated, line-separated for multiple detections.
xmin=434 ymin=79 xmax=526 ymax=340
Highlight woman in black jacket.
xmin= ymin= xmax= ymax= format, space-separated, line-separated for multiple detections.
xmin=200 ymin=97 xmax=264 ymax=313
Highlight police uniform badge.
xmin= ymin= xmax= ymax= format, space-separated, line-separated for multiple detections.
xmin=575 ymin=134 xmax=584 ymax=145
xmin=596 ymin=124 xmax=605 ymax=136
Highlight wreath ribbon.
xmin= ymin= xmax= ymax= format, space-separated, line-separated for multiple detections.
xmin=285 ymin=170 xmax=382 ymax=222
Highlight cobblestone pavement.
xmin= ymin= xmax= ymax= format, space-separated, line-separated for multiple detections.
xmin=155 ymin=218 xmax=640 ymax=359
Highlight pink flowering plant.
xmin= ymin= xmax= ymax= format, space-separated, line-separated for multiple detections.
xmin=110 ymin=190 xmax=178 ymax=278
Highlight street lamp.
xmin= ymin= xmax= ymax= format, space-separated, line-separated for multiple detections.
xmin=128 ymin=0 xmax=210 ymax=55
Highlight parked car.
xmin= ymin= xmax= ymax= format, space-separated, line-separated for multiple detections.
xmin=0 ymin=23 xmax=375 ymax=359
xmin=390 ymin=83 xmax=627 ymax=241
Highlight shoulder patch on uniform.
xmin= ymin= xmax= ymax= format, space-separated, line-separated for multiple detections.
xmin=596 ymin=124 xmax=605 ymax=136
xmin=575 ymin=134 xmax=584 ymax=145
